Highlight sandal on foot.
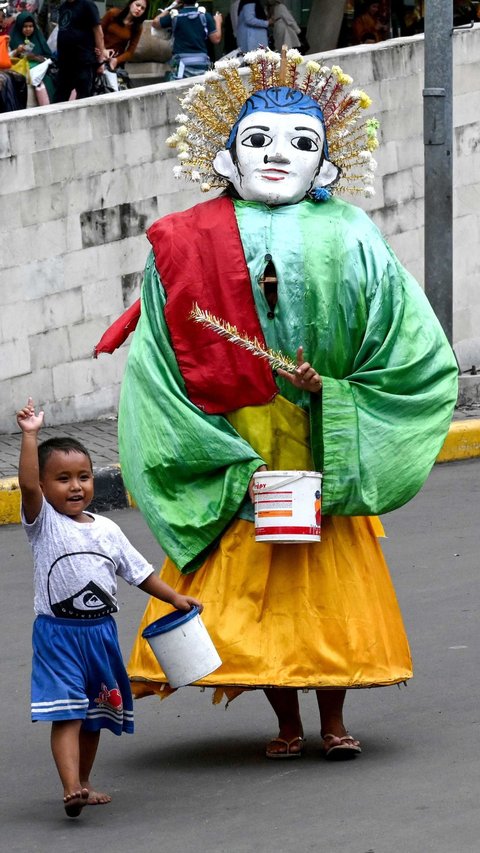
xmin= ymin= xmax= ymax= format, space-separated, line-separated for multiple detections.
xmin=265 ymin=736 xmax=305 ymax=760
xmin=64 ymin=788 xmax=89 ymax=818
xmin=321 ymin=733 xmax=362 ymax=761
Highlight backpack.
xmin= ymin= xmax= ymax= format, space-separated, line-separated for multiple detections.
xmin=172 ymin=7 xmax=209 ymax=39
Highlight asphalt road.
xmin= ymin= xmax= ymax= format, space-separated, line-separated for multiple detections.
xmin=1 ymin=459 xmax=479 ymax=853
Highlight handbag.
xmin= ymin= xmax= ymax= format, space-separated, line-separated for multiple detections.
xmin=29 ymin=57 xmax=52 ymax=87
xmin=102 ymin=66 xmax=119 ymax=91
xmin=0 ymin=34 xmax=12 ymax=70
xmin=10 ymin=56 xmax=31 ymax=82
xmin=93 ymin=70 xmax=117 ymax=95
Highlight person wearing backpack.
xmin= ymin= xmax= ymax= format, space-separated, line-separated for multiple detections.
xmin=152 ymin=0 xmax=222 ymax=79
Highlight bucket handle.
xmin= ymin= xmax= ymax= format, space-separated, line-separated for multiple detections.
xmin=253 ymin=473 xmax=310 ymax=493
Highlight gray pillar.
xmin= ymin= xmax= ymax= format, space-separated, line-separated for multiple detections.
xmin=306 ymin=0 xmax=345 ymax=53
xmin=423 ymin=0 xmax=453 ymax=343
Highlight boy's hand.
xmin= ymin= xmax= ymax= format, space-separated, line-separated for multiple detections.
xmin=16 ymin=398 xmax=44 ymax=433
xmin=172 ymin=594 xmax=203 ymax=614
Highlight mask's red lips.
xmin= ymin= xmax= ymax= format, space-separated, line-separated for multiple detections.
xmin=261 ymin=168 xmax=289 ymax=181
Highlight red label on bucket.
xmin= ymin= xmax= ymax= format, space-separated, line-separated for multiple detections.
xmin=253 ymin=470 xmax=322 ymax=543
xmin=255 ymin=525 xmax=320 ymax=537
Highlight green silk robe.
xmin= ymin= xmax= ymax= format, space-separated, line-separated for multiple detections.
xmin=118 ymin=197 xmax=458 ymax=573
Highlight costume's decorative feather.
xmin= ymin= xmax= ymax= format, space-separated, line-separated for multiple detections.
xmin=190 ymin=304 xmax=297 ymax=374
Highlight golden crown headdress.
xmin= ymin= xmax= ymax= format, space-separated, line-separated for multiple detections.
xmin=167 ymin=47 xmax=379 ymax=199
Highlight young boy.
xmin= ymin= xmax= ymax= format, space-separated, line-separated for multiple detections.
xmin=17 ymin=397 xmax=202 ymax=819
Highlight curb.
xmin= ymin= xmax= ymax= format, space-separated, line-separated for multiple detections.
xmin=435 ymin=418 xmax=480 ymax=462
xmin=1 ymin=420 xmax=480 ymax=526
xmin=0 ymin=464 xmax=135 ymax=527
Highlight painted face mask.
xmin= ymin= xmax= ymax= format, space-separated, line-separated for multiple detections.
xmin=213 ymin=87 xmax=339 ymax=205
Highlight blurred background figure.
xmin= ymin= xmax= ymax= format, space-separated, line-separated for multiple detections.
xmin=54 ymin=0 xmax=109 ymax=101
xmin=222 ymin=0 xmax=240 ymax=53
xmin=0 ymin=3 xmax=15 ymax=34
xmin=351 ymin=1 xmax=389 ymax=44
xmin=266 ymin=0 xmax=300 ymax=50
xmin=101 ymin=0 xmax=147 ymax=71
xmin=236 ymin=0 xmax=268 ymax=52
xmin=8 ymin=10 xmax=56 ymax=101
xmin=152 ymin=0 xmax=222 ymax=79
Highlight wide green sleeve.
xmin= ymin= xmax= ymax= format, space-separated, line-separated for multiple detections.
xmin=311 ymin=248 xmax=458 ymax=516
xmin=118 ymin=252 xmax=264 ymax=573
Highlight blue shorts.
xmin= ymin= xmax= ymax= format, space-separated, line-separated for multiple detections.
xmin=31 ymin=615 xmax=134 ymax=735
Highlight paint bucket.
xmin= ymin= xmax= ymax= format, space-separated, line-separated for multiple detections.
xmin=142 ymin=606 xmax=222 ymax=688
xmin=252 ymin=470 xmax=322 ymax=543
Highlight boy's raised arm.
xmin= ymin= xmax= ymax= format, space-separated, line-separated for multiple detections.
xmin=16 ymin=398 xmax=44 ymax=523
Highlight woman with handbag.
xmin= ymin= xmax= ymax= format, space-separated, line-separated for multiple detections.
xmin=8 ymin=11 xmax=56 ymax=102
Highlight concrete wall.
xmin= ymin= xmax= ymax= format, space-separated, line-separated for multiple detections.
xmin=1 ymin=28 xmax=479 ymax=433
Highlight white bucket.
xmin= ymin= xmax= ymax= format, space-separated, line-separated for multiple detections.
xmin=142 ymin=606 xmax=222 ymax=688
xmin=252 ymin=470 xmax=322 ymax=543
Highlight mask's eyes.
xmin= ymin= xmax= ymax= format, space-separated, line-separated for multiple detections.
xmin=291 ymin=136 xmax=319 ymax=152
xmin=241 ymin=132 xmax=272 ymax=148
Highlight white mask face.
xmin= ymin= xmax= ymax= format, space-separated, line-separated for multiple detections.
xmin=213 ymin=111 xmax=333 ymax=205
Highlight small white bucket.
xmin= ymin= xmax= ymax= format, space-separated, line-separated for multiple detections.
xmin=253 ymin=470 xmax=322 ymax=543
xmin=142 ymin=607 xmax=222 ymax=688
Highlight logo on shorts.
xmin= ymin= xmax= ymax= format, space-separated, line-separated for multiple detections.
xmin=94 ymin=683 xmax=123 ymax=711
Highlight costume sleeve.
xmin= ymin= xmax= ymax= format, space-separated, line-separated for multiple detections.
xmin=118 ymin=252 xmax=265 ymax=574
xmin=311 ymin=246 xmax=458 ymax=516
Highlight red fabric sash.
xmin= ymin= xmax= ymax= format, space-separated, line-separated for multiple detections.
xmin=147 ymin=196 xmax=278 ymax=414
xmin=93 ymin=298 xmax=141 ymax=357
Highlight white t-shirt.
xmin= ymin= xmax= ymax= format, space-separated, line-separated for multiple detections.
xmin=22 ymin=498 xmax=154 ymax=619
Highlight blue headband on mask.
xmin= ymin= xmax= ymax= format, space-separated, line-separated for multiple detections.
xmin=226 ymin=87 xmax=329 ymax=158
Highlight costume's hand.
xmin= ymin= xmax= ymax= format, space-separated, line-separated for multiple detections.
xmin=248 ymin=464 xmax=267 ymax=503
xmin=172 ymin=594 xmax=203 ymax=614
xmin=277 ymin=346 xmax=322 ymax=393
xmin=16 ymin=397 xmax=44 ymax=433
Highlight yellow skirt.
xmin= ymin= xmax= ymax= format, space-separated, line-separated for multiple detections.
xmin=127 ymin=515 xmax=412 ymax=700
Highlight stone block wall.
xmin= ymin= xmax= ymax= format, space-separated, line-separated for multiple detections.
xmin=1 ymin=28 xmax=479 ymax=433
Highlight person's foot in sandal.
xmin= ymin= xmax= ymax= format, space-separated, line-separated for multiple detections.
xmin=266 ymin=735 xmax=305 ymax=759
xmin=64 ymin=787 xmax=89 ymax=817
xmin=321 ymin=732 xmax=361 ymax=761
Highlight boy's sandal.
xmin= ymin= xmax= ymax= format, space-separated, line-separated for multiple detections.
xmin=321 ymin=733 xmax=362 ymax=761
xmin=265 ymin=735 xmax=305 ymax=759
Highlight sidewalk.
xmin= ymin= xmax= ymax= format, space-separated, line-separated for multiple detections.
xmin=0 ymin=416 xmax=130 ymax=525
xmin=1 ymin=407 xmax=480 ymax=525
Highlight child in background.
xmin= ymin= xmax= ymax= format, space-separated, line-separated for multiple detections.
xmin=17 ymin=397 xmax=202 ymax=819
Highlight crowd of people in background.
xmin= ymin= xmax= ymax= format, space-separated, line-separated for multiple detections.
xmin=1 ymin=0 xmax=479 ymax=112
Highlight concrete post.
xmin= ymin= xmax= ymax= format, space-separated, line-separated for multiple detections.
xmin=423 ymin=0 xmax=453 ymax=343
xmin=306 ymin=0 xmax=345 ymax=53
